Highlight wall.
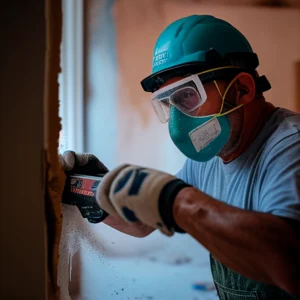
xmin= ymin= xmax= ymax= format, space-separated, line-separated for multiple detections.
xmin=113 ymin=0 xmax=186 ymax=174
xmin=0 ymin=1 xmax=47 ymax=299
xmin=84 ymin=0 xmax=118 ymax=170
xmin=84 ymin=0 xmax=186 ymax=174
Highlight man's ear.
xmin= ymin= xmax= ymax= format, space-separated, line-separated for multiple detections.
xmin=235 ymin=72 xmax=256 ymax=105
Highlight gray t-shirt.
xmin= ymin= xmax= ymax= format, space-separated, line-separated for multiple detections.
xmin=176 ymin=108 xmax=300 ymax=222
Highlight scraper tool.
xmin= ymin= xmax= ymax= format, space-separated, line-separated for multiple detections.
xmin=62 ymin=174 xmax=108 ymax=223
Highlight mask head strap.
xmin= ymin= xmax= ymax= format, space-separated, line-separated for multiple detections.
xmin=213 ymin=75 xmax=244 ymax=117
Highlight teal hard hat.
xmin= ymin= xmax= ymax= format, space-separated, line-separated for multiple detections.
xmin=141 ymin=15 xmax=270 ymax=93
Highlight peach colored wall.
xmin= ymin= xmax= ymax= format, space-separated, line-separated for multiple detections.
xmin=113 ymin=0 xmax=185 ymax=173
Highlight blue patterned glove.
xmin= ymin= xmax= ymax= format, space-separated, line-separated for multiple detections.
xmin=96 ymin=164 xmax=189 ymax=236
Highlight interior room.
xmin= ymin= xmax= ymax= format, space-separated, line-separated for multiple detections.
xmin=1 ymin=1 xmax=299 ymax=299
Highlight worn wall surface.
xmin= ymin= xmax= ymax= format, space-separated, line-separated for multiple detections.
xmin=0 ymin=2 xmax=47 ymax=299
xmin=84 ymin=0 xmax=118 ymax=170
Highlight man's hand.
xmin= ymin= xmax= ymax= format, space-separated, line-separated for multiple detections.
xmin=60 ymin=151 xmax=154 ymax=237
xmin=59 ymin=150 xmax=109 ymax=175
xmin=96 ymin=164 xmax=190 ymax=236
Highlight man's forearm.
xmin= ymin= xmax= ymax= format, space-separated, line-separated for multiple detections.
xmin=173 ymin=187 xmax=300 ymax=296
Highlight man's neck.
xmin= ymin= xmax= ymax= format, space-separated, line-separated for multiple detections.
xmin=221 ymin=97 xmax=276 ymax=163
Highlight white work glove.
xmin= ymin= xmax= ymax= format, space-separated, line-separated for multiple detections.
xmin=60 ymin=152 xmax=155 ymax=237
xmin=96 ymin=164 xmax=190 ymax=236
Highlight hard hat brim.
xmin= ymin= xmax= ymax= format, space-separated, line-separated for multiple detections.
xmin=141 ymin=50 xmax=260 ymax=93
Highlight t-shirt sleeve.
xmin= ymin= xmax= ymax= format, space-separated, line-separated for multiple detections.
xmin=259 ymin=132 xmax=300 ymax=222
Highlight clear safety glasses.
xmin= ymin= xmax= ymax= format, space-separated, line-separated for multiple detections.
xmin=152 ymin=75 xmax=207 ymax=123
xmin=151 ymin=67 xmax=243 ymax=123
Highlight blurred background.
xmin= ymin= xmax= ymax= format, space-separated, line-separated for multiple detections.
xmin=59 ymin=0 xmax=300 ymax=299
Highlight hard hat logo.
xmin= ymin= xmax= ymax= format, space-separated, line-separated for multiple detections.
xmin=152 ymin=41 xmax=170 ymax=68
xmin=152 ymin=51 xmax=169 ymax=68
xmin=154 ymin=41 xmax=170 ymax=56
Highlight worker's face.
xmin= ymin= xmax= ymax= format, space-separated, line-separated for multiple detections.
xmin=160 ymin=76 xmax=244 ymax=155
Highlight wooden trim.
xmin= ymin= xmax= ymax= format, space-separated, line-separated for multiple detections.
xmin=44 ymin=0 xmax=65 ymax=298
xmin=296 ymin=61 xmax=300 ymax=113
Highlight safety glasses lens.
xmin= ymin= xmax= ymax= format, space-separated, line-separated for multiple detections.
xmin=170 ymin=87 xmax=201 ymax=113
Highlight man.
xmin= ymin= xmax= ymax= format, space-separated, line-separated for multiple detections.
xmin=61 ymin=15 xmax=300 ymax=299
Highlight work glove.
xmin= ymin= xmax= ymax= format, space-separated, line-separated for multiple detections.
xmin=59 ymin=151 xmax=154 ymax=237
xmin=96 ymin=164 xmax=190 ymax=236
xmin=59 ymin=150 xmax=109 ymax=175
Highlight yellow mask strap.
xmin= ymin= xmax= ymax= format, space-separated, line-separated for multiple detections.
xmin=214 ymin=76 xmax=244 ymax=117
xmin=195 ymin=66 xmax=240 ymax=77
